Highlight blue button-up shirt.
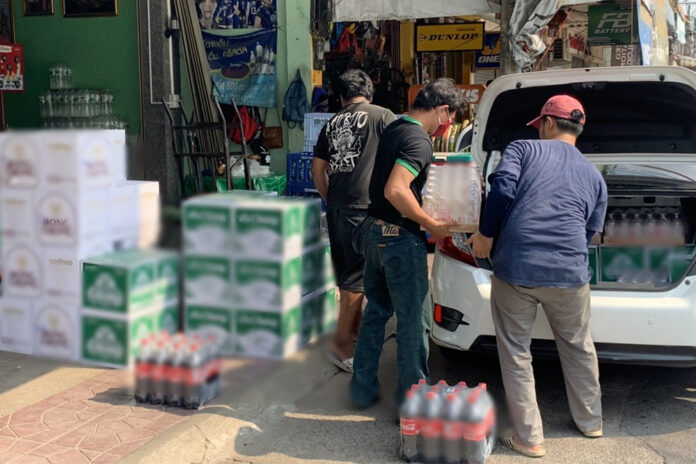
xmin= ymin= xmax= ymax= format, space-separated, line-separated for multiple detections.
xmin=480 ymin=140 xmax=607 ymax=288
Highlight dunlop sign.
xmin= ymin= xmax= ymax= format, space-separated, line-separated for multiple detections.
xmin=416 ymin=24 xmax=484 ymax=52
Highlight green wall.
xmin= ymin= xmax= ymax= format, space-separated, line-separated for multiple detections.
xmin=5 ymin=0 xmax=141 ymax=135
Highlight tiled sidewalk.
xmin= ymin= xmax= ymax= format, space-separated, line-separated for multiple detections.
xmin=0 ymin=353 xmax=278 ymax=464
xmin=0 ymin=369 xmax=196 ymax=463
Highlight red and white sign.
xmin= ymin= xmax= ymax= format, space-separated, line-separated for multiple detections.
xmin=0 ymin=44 xmax=24 ymax=92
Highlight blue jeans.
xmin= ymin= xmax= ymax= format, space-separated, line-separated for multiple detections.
xmin=350 ymin=218 xmax=431 ymax=407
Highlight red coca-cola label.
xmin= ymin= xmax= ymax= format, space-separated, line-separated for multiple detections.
xmin=136 ymin=362 xmax=152 ymax=378
xmin=183 ymin=366 xmax=203 ymax=386
xmin=168 ymin=366 xmax=184 ymax=383
xmin=400 ymin=418 xmax=419 ymax=436
xmin=421 ymin=419 xmax=443 ymax=438
xmin=462 ymin=422 xmax=486 ymax=441
xmin=443 ymin=421 xmax=463 ymax=440
xmin=151 ymin=363 xmax=168 ymax=381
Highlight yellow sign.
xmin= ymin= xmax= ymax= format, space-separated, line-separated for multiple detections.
xmin=416 ymin=23 xmax=485 ymax=52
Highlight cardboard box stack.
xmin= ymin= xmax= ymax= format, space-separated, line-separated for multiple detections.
xmin=182 ymin=192 xmax=337 ymax=359
xmin=0 ymin=129 xmax=167 ymax=364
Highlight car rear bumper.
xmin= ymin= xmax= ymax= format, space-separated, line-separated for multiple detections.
xmin=459 ymin=335 xmax=696 ymax=367
xmin=430 ymin=250 xmax=696 ymax=366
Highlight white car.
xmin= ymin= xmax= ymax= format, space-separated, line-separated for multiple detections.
xmin=430 ymin=66 xmax=696 ymax=366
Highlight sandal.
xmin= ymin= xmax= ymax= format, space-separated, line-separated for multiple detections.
xmin=327 ymin=350 xmax=354 ymax=374
xmin=500 ymin=436 xmax=546 ymax=458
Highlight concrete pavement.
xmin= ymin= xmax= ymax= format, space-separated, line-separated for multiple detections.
xmin=123 ymin=322 xmax=696 ymax=464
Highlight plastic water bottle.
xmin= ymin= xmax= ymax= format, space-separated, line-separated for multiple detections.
xmin=399 ymin=390 xmax=422 ymax=462
xmin=134 ymin=336 xmax=154 ymax=403
xmin=421 ymin=391 xmax=444 ymax=464
xmin=443 ymin=392 xmax=465 ymax=464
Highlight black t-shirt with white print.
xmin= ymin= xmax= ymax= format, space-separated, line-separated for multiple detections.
xmin=313 ymin=102 xmax=396 ymax=210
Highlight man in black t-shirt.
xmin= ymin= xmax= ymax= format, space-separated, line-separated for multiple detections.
xmin=312 ymin=70 xmax=396 ymax=373
xmin=350 ymin=79 xmax=466 ymax=409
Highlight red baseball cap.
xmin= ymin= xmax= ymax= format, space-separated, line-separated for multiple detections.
xmin=527 ymin=95 xmax=586 ymax=129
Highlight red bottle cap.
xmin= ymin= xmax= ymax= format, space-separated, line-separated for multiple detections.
xmin=406 ymin=390 xmax=416 ymax=399
xmin=447 ymin=393 xmax=458 ymax=402
xmin=418 ymin=379 xmax=427 ymax=385
xmin=426 ymin=392 xmax=437 ymax=400
xmin=478 ymin=383 xmax=487 ymax=391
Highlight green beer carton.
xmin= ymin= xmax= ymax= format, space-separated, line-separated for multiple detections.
xmin=81 ymin=308 xmax=159 ymax=367
xmin=184 ymin=255 xmax=233 ymax=307
xmin=235 ymin=307 xmax=301 ymax=359
xmin=154 ymin=304 xmax=179 ymax=334
xmin=588 ymin=246 xmax=599 ymax=285
xmin=82 ymin=249 xmax=179 ymax=314
xmin=232 ymin=257 xmax=302 ymax=309
xmin=232 ymin=197 xmax=322 ymax=259
xmin=185 ymin=305 xmax=235 ymax=355
xmin=599 ymin=246 xmax=644 ymax=282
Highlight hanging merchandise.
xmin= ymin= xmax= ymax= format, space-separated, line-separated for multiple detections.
xmin=283 ymin=69 xmax=309 ymax=129
xmin=228 ymin=106 xmax=259 ymax=144
xmin=202 ymin=29 xmax=277 ymax=108
xmin=262 ymin=107 xmax=283 ymax=148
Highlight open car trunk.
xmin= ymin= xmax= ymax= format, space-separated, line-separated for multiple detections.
xmin=588 ymin=165 xmax=696 ymax=290
xmin=470 ymin=67 xmax=696 ymax=291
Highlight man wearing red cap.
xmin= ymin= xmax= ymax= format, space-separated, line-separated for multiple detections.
xmin=467 ymin=95 xmax=607 ymax=458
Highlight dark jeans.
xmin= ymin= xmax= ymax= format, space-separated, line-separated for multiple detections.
xmin=350 ymin=218 xmax=431 ymax=407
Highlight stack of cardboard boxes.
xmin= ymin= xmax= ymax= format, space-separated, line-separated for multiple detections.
xmin=183 ymin=192 xmax=336 ymax=359
xmin=0 ymin=130 xmax=164 ymax=362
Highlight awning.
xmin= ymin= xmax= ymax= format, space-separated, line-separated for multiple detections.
xmin=332 ymin=0 xmax=499 ymax=22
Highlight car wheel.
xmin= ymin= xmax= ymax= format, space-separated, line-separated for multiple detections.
xmin=439 ymin=346 xmax=469 ymax=364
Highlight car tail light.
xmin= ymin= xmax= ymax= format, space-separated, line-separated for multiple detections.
xmin=437 ymin=234 xmax=478 ymax=267
xmin=433 ymin=303 xmax=469 ymax=332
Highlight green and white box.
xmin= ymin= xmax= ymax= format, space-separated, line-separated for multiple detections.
xmin=588 ymin=246 xmax=599 ymax=286
xmin=185 ymin=305 xmax=235 ymax=355
xmin=0 ymin=297 xmax=33 ymax=355
xmin=235 ymin=307 xmax=301 ymax=359
xmin=34 ymin=298 xmax=80 ymax=361
xmin=82 ymin=249 xmax=179 ymax=314
xmin=232 ymin=257 xmax=302 ymax=309
xmin=299 ymin=287 xmax=336 ymax=347
xmin=182 ymin=192 xmax=274 ymax=256
xmin=0 ymin=132 xmax=42 ymax=189
xmin=184 ymin=255 xmax=232 ymax=307
xmin=154 ymin=304 xmax=180 ymax=334
xmin=81 ymin=307 xmax=161 ymax=367
xmin=232 ymin=197 xmax=322 ymax=260
xmin=600 ymin=246 xmax=644 ymax=282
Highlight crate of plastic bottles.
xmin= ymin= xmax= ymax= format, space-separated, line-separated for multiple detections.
xmin=134 ymin=331 xmax=222 ymax=409
xmin=400 ymin=379 xmax=496 ymax=463
xmin=422 ymin=153 xmax=481 ymax=233
xmin=286 ymin=152 xmax=316 ymax=190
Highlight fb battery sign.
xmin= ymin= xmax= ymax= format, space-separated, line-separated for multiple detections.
xmin=476 ymin=33 xmax=500 ymax=69
xmin=588 ymin=3 xmax=635 ymax=46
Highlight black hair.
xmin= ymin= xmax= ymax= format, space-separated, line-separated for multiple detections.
xmin=550 ymin=109 xmax=584 ymax=136
xmin=337 ymin=69 xmax=374 ymax=100
xmin=412 ymin=78 xmax=467 ymax=113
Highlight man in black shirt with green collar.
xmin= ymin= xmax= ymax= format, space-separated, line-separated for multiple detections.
xmin=351 ymin=79 xmax=466 ymax=408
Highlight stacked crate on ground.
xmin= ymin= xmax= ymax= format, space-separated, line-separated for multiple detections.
xmin=182 ymin=192 xmax=336 ymax=359
xmin=303 ymin=113 xmax=334 ymax=153
xmin=0 ymin=130 xmax=161 ymax=361
xmin=80 ymin=250 xmax=180 ymax=367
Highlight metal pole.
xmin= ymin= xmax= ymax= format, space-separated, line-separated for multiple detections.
xmin=500 ymin=0 xmax=516 ymax=75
